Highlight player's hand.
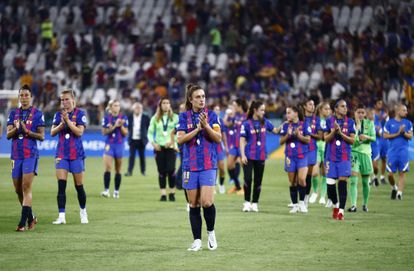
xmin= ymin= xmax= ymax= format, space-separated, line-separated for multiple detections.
xmin=399 ymin=125 xmax=406 ymax=134
xmin=241 ymin=155 xmax=248 ymax=165
xmin=199 ymin=112 xmax=208 ymax=128
xmin=20 ymin=121 xmax=29 ymax=134
xmin=62 ymin=110 xmax=69 ymax=122
xmin=165 ymin=141 xmax=172 ymax=148
xmin=115 ymin=119 xmax=122 ymax=127
xmin=334 ymin=121 xmax=340 ymax=131
xmin=359 ymin=134 xmax=368 ymax=141
xmin=294 ymin=126 xmax=302 ymax=136
xmin=153 ymin=143 xmax=161 ymax=151
xmin=287 ymin=125 xmax=293 ymax=136
xmin=14 ymin=120 xmax=20 ymax=129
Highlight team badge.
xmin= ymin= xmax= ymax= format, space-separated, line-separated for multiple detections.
xmin=105 ymin=145 xmax=110 ymax=151
xmin=55 ymin=158 xmax=61 ymax=165
xmin=183 ymin=171 xmax=190 ymax=184
xmin=286 ymin=157 xmax=291 ymax=167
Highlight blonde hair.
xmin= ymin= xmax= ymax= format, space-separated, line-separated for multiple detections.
xmin=106 ymin=99 xmax=120 ymax=113
xmin=315 ymin=101 xmax=330 ymax=118
xmin=61 ymin=89 xmax=76 ymax=108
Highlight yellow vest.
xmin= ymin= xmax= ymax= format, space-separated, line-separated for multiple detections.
xmin=41 ymin=21 xmax=53 ymax=39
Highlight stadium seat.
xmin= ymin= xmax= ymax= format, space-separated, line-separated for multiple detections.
xmin=297 ymin=71 xmax=310 ymax=91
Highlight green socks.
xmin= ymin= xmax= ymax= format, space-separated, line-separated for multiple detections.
xmin=312 ymin=176 xmax=318 ymax=193
xmin=350 ymin=175 xmax=358 ymax=206
xmin=320 ymin=176 xmax=327 ymax=198
xmin=362 ymin=176 xmax=370 ymax=206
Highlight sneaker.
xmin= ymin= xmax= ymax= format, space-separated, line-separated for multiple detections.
xmin=124 ymin=172 xmax=132 ymax=177
xmin=380 ymin=177 xmax=386 ymax=185
xmin=28 ymin=216 xmax=38 ymax=230
xmin=299 ymin=201 xmax=308 ymax=213
xmin=219 ymin=185 xmax=226 ymax=194
xmin=348 ymin=205 xmax=357 ymax=212
xmin=325 ymin=199 xmax=333 ymax=208
xmin=80 ymin=209 xmax=88 ymax=224
xmin=289 ymin=204 xmax=299 ymax=213
xmin=169 ymin=193 xmax=176 ymax=201
xmin=288 ymin=202 xmax=294 ymax=208
xmin=207 ymin=230 xmax=218 ymax=250
xmin=391 ymin=189 xmax=397 ymax=200
xmin=101 ymin=190 xmax=110 ymax=198
xmin=397 ymin=193 xmax=402 ymax=200
xmin=186 ymin=203 xmax=190 ymax=212
xmin=332 ymin=207 xmax=339 ymax=219
xmin=52 ymin=214 xmax=66 ymax=225
xmin=251 ymin=203 xmax=259 ymax=212
xmin=160 ymin=195 xmax=167 ymax=201
xmin=113 ymin=191 xmax=119 ymax=199
xmin=304 ymin=195 xmax=309 ymax=207
xmin=362 ymin=205 xmax=369 ymax=212
xmin=242 ymin=201 xmax=251 ymax=212
xmin=337 ymin=212 xmax=344 ymax=220
xmin=187 ymin=239 xmax=202 ymax=251
xmin=236 ymin=188 xmax=244 ymax=196
xmin=374 ymin=178 xmax=379 ymax=187
xmin=309 ymin=193 xmax=318 ymax=204
xmin=319 ymin=197 xmax=326 ymax=205
xmin=16 ymin=226 xmax=25 ymax=232
xmin=227 ymin=186 xmax=237 ymax=194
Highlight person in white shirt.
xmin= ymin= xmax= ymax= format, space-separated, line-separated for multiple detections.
xmin=125 ymin=103 xmax=150 ymax=177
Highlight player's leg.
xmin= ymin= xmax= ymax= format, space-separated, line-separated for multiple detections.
xmin=348 ymin=153 xmax=359 ymax=212
xmin=386 ymin=155 xmax=398 ymax=199
xmin=217 ymin=159 xmax=226 ymax=194
xmin=242 ymin=159 xmax=253 ymax=211
xmin=155 ymin=149 xmax=167 ymax=201
xmin=102 ymin=154 xmax=113 ymax=197
xmin=360 ymin=153 xmax=373 ymax=211
xmin=227 ymin=153 xmax=241 ymax=193
xmin=53 ymin=165 xmax=69 ymax=224
xmin=185 ymin=172 xmax=202 ymax=251
xmin=297 ymin=165 xmax=309 ymax=213
xmin=72 ymin=160 xmax=88 ymax=224
xmin=251 ymin=160 xmax=265 ymax=212
xmin=114 ymin=157 xmax=123 ymax=198
xmin=200 ymin=170 xmax=217 ymax=250
xmin=166 ymin=149 xmax=177 ymax=201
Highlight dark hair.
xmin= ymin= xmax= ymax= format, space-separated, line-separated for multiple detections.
xmin=185 ymin=83 xmax=203 ymax=110
xmin=247 ymin=100 xmax=265 ymax=124
xmin=19 ymin=84 xmax=32 ymax=95
xmin=235 ymin=98 xmax=248 ymax=113
xmin=356 ymin=103 xmax=366 ymax=110
xmin=287 ymin=105 xmax=304 ymax=121
xmin=332 ymin=98 xmax=346 ymax=109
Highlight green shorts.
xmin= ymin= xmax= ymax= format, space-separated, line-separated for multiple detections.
xmin=317 ymin=141 xmax=325 ymax=163
xmin=351 ymin=151 xmax=373 ymax=175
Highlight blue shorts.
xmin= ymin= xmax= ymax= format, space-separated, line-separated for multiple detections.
xmin=371 ymin=142 xmax=380 ymax=161
xmin=217 ymin=148 xmax=226 ymax=161
xmin=386 ymin=152 xmax=409 ymax=173
xmin=11 ymin=158 xmax=38 ymax=179
xmin=379 ymin=138 xmax=388 ymax=159
xmin=284 ymin=155 xmax=308 ymax=172
xmin=55 ymin=158 xmax=85 ymax=174
xmin=325 ymin=160 xmax=351 ymax=179
xmin=307 ymin=150 xmax=317 ymax=166
xmin=183 ymin=169 xmax=217 ymax=190
xmin=104 ymin=143 xmax=124 ymax=159
xmin=228 ymin=147 xmax=241 ymax=157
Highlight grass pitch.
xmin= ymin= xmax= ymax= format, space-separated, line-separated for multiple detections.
xmin=1 ymin=158 xmax=413 ymax=271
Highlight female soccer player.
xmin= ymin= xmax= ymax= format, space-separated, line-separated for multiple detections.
xmin=324 ymin=99 xmax=355 ymax=220
xmin=367 ymin=108 xmax=381 ymax=186
xmin=280 ymin=105 xmax=310 ymax=214
xmin=7 ymin=84 xmax=45 ymax=231
xmin=225 ymin=99 xmax=248 ymax=194
xmin=313 ymin=102 xmax=331 ymax=205
xmin=51 ymin=89 xmax=88 ymax=225
xmin=213 ymin=104 xmax=228 ymax=194
xmin=148 ymin=98 xmax=179 ymax=201
xmin=240 ymin=100 xmax=281 ymax=212
xmin=101 ymin=99 xmax=128 ymax=198
xmin=302 ymin=98 xmax=323 ymax=205
xmin=176 ymin=83 xmax=221 ymax=251
xmin=348 ymin=104 xmax=375 ymax=212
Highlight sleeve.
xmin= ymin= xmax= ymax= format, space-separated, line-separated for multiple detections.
xmin=325 ymin=117 xmax=331 ymax=132
xmin=77 ymin=110 xmax=87 ymax=127
xmin=147 ymin=116 xmax=156 ymax=143
xmin=349 ymin=119 xmax=356 ymax=134
xmin=406 ymin=120 xmax=413 ymax=133
xmin=303 ymin=122 xmax=311 ymax=136
xmin=220 ymin=119 xmax=227 ymax=133
xmin=7 ymin=110 xmax=14 ymax=126
xmin=36 ymin=111 xmax=45 ymax=127
xmin=279 ymin=123 xmax=287 ymax=136
xmin=316 ymin=117 xmax=322 ymax=132
xmin=240 ymin=121 xmax=247 ymax=138
xmin=266 ymin=119 xmax=275 ymax=132
xmin=123 ymin=115 xmax=129 ymax=127
xmin=209 ymin=111 xmax=221 ymax=133
xmin=52 ymin=112 xmax=60 ymax=126
xmin=101 ymin=115 xmax=107 ymax=128
xmin=176 ymin=112 xmax=187 ymax=132
xmin=369 ymin=121 xmax=376 ymax=141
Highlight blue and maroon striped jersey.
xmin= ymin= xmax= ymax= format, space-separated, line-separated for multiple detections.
xmin=53 ymin=108 xmax=87 ymax=160
xmin=240 ymin=118 xmax=274 ymax=161
xmin=217 ymin=118 xmax=227 ymax=153
xmin=304 ymin=115 xmax=321 ymax=152
xmin=102 ymin=114 xmax=128 ymax=144
xmin=177 ymin=108 xmax=221 ymax=171
xmin=324 ymin=116 xmax=356 ymax=162
xmin=280 ymin=121 xmax=311 ymax=159
xmin=226 ymin=116 xmax=236 ymax=149
xmin=7 ymin=107 xmax=45 ymax=159
xmin=234 ymin=112 xmax=246 ymax=148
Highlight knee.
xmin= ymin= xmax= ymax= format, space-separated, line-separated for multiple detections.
xmin=200 ymin=199 xmax=213 ymax=208
xmin=188 ymin=200 xmax=200 ymax=208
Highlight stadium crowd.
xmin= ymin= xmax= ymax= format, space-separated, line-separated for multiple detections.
xmin=1 ymin=0 xmax=414 ymax=126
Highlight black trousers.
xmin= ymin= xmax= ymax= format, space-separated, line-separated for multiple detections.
xmin=128 ymin=139 xmax=147 ymax=174
xmin=243 ymin=159 xmax=265 ymax=203
xmin=155 ymin=147 xmax=177 ymax=189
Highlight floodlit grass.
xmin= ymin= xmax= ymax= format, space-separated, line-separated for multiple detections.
xmin=1 ymin=158 xmax=413 ymax=271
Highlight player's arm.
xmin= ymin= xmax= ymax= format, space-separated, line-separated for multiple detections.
xmin=240 ymin=136 xmax=248 ymax=165
xmin=338 ymin=128 xmax=355 ymax=144
xmin=66 ymin=119 xmax=84 ymax=137
xmin=324 ymin=128 xmax=336 ymax=143
xmin=296 ymin=127 xmax=310 ymax=144
xmin=221 ymin=130 xmax=228 ymax=150
xmin=199 ymin=112 xmax=221 ymax=143
xmin=403 ymin=130 xmax=413 ymax=140
xmin=119 ymin=123 xmax=128 ymax=137
xmin=26 ymin=126 xmax=45 ymax=141
xmin=383 ymin=124 xmax=405 ymax=139
xmin=177 ymin=127 xmax=201 ymax=144
xmin=51 ymin=123 xmax=65 ymax=137
xmin=279 ymin=125 xmax=290 ymax=145
xmin=311 ymin=130 xmax=323 ymax=140
xmin=6 ymin=124 xmax=19 ymax=139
